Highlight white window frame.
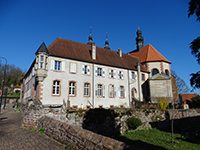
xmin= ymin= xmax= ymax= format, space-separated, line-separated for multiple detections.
xmin=84 ymin=83 xmax=90 ymax=96
xmin=119 ymin=86 xmax=124 ymax=98
xmin=131 ymin=72 xmax=135 ymax=80
xmin=109 ymin=85 xmax=114 ymax=98
xmin=70 ymin=63 xmax=77 ymax=73
xmin=53 ymin=80 xmax=60 ymax=95
xmin=119 ymin=71 xmax=123 ymax=79
xmin=69 ymin=81 xmax=76 ymax=96
xmin=55 ymin=61 xmax=61 ymax=71
xmin=97 ymin=84 xmax=102 ymax=96
xmin=97 ymin=68 xmax=102 ymax=76
xmin=82 ymin=65 xmax=90 ymax=75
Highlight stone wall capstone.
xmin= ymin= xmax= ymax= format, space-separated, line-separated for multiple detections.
xmin=37 ymin=116 xmax=137 ymax=150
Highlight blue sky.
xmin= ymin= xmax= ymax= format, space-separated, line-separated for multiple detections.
xmin=0 ymin=0 xmax=199 ymax=93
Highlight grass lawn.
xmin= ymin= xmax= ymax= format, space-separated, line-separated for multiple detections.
xmin=117 ymin=128 xmax=200 ymax=150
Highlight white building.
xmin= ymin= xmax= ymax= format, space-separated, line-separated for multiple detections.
xmin=21 ymin=28 xmax=176 ymax=108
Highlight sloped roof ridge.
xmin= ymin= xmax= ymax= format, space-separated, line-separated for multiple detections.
xmin=146 ymin=44 xmax=151 ymax=62
xmin=149 ymin=44 xmax=164 ymax=60
xmin=47 ymin=37 xmax=149 ymax=73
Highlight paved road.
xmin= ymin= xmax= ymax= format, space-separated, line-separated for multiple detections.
xmin=0 ymin=104 xmax=66 ymax=150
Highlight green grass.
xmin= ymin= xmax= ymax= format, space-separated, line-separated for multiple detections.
xmin=16 ymin=106 xmax=20 ymax=111
xmin=29 ymin=127 xmax=37 ymax=131
xmin=117 ymin=128 xmax=200 ymax=150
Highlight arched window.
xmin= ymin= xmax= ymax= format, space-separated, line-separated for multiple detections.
xmin=152 ymin=68 xmax=159 ymax=76
xmin=131 ymin=88 xmax=137 ymax=98
xmin=165 ymin=69 xmax=169 ymax=76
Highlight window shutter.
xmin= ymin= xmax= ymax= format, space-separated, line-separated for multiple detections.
xmin=62 ymin=62 xmax=65 ymax=72
xmin=124 ymin=87 xmax=126 ymax=98
xmin=122 ymin=71 xmax=124 ymax=79
xmin=82 ymin=65 xmax=84 ymax=74
xmin=87 ymin=66 xmax=90 ymax=75
xmin=103 ymin=68 xmax=105 ymax=78
xmin=114 ymin=86 xmax=116 ymax=98
xmin=117 ymin=71 xmax=119 ymax=79
xmin=103 ymin=85 xmax=105 ymax=98
xmin=129 ymin=71 xmax=132 ymax=79
xmin=95 ymin=67 xmax=97 ymax=76
xmin=135 ymin=72 xmax=137 ymax=80
xmin=114 ymin=70 xmax=116 ymax=79
xmin=74 ymin=63 xmax=77 ymax=73
xmin=118 ymin=86 xmax=120 ymax=97
xmin=51 ymin=60 xmax=54 ymax=70
xmin=70 ymin=63 xmax=73 ymax=72
xmin=95 ymin=84 xmax=97 ymax=96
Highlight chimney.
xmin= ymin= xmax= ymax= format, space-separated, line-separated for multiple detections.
xmin=118 ymin=48 xmax=122 ymax=57
xmin=91 ymin=42 xmax=96 ymax=60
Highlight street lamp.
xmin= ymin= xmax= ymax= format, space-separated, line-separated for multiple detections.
xmin=0 ymin=57 xmax=7 ymax=112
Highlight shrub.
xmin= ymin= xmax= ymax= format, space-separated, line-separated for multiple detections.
xmin=159 ymin=99 xmax=168 ymax=111
xmin=126 ymin=116 xmax=142 ymax=130
xmin=39 ymin=127 xmax=45 ymax=134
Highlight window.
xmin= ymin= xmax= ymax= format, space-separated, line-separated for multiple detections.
xmin=152 ymin=68 xmax=159 ymax=76
xmin=131 ymin=72 xmax=135 ymax=80
xmin=84 ymin=83 xmax=90 ymax=96
xmin=40 ymin=62 xmax=43 ymax=69
xmin=84 ymin=66 xmax=87 ymax=74
xmin=70 ymin=63 xmax=77 ymax=73
xmin=40 ymin=55 xmax=44 ymax=62
xmin=109 ymin=69 xmax=116 ymax=78
xmin=165 ymin=69 xmax=169 ymax=76
xmin=110 ymin=70 xmax=114 ymax=78
xmin=69 ymin=81 xmax=76 ymax=96
xmin=55 ymin=61 xmax=61 ymax=71
xmin=82 ymin=65 xmax=90 ymax=75
xmin=131 ymin=88 xmax=137 ymax=98
xmin=52 ymin=80 xmax=60 ymax=95
xmin=119 ymin=71 xmax=123 ymax=79
xmin=109 ymin=85 xmax=114 ymax=98
xmin=142 ymin=74 xmax=145 ymax=81
xmin=97 ymin=84 xmax=102 ymax=96
xmin=119 ymin=86 xmax=124 ymax=98
xmin=40 ymin=55 xmax=44 ymax=69
xmin=97 ymin=68 xmax=102 ymax=76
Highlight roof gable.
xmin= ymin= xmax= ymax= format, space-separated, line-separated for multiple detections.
xmin=35 ymin=42 xmax=49 ymax=54
xmin=47 ymin=37 xmax=148 ymax=72
xmin=128 ymin=44 xmax=171 ymax=64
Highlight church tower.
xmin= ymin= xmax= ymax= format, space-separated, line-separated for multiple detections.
xmin=136 ymin=27 xmax=144 ymax=51
xmin=87 ymin=27 xmax=93 ymax=45
xmin=104 ymin=32 xmax=110 ymax=50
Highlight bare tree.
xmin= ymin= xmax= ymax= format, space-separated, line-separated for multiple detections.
xmin=171 ymin=70 xmax=190 ymax=94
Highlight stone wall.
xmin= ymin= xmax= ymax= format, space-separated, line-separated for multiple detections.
xmin=21 ymin=99 xmax=199 ymax=133
xmin=21 ymin=99 xmax=200 ymax=148
xmin=37 ymin=116 xmax=136 ymax=150
xmin=21 ymin=99 xmax=83 ymax=127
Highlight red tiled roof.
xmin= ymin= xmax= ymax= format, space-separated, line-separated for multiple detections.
xmin=179 ymin=93 xmax=199 ymax=102
xmin=128 ymin=44 xmax=171 ymax=64
xmin=47 ymin=37 xmax=148 ymax=72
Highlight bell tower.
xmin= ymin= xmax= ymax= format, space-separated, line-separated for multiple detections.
xmin=136 ymin=27 xmax=144 ymax=51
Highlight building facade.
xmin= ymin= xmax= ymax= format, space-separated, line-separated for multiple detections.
xmin=20 ymin=28 xmax=176 ymax=108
